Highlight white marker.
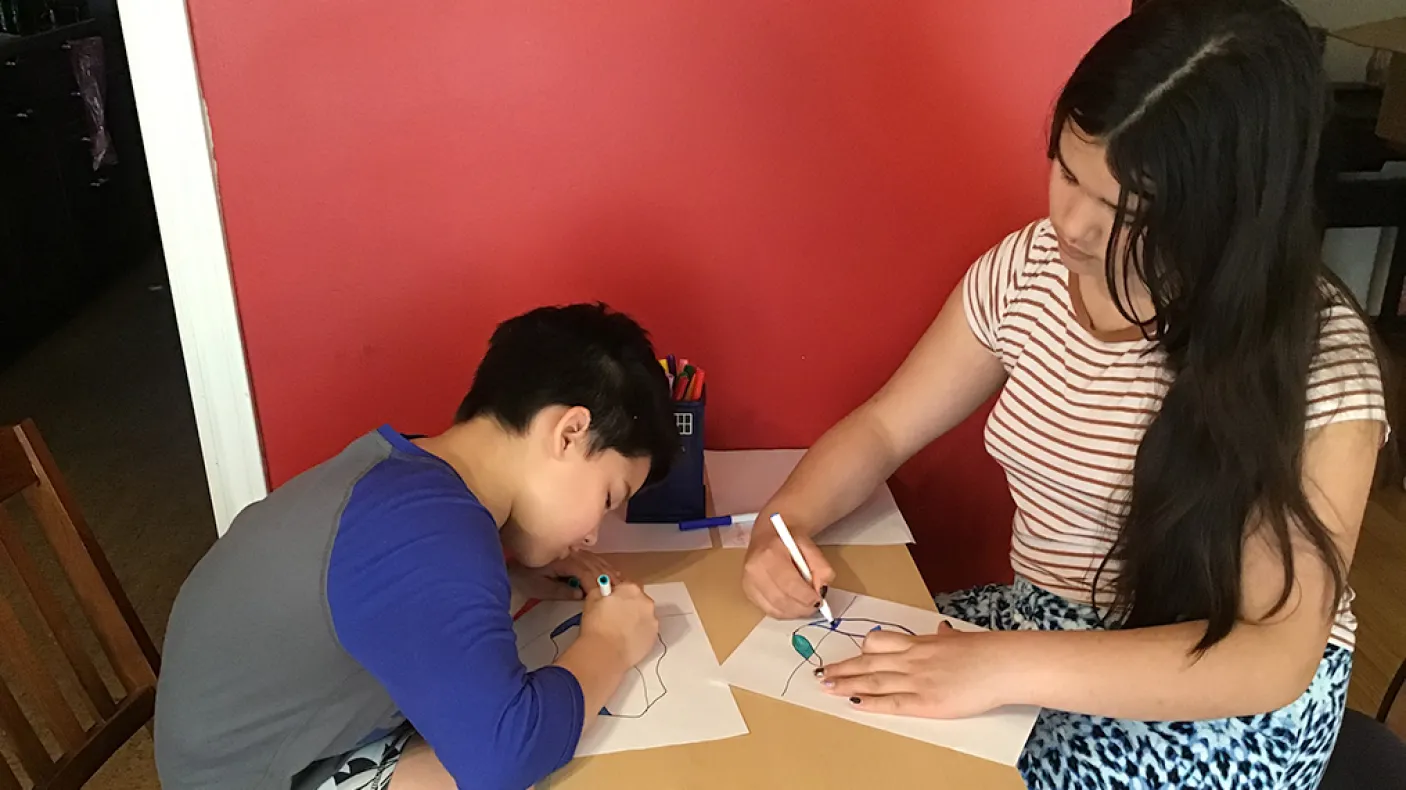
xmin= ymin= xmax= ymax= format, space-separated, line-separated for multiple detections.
xmin=597 ymin=574 xmax=613 ymax=597
xmin=768 ymin=514 xmax=834 ymax=623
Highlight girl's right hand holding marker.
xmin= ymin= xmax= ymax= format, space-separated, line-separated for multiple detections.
xmin=742 ymin=512 xmax=835 ymax=619
xmin=581 ymin=581 xmax=659 ymax=667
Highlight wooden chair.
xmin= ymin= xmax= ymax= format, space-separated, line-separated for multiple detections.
xmin=1381 ymin=658 xmax=1406 ymax=736
xmin=0 ymin=420 xmax=160 ymax=789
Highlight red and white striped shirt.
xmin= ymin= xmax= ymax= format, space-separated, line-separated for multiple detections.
xmin=964 ymin=219 xmax=1386 ymax=649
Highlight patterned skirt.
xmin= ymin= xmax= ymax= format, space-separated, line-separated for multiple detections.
xmin=313 ymin=725 xmax=415 ymax=790
xmin=935 ymin=578 xmax=1351 ymax=790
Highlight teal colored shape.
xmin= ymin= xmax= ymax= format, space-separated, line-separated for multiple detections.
xmin=792 ymin=633 xmax=815 ymax=659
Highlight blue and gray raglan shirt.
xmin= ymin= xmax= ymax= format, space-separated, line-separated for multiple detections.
xmin=154 ymin=427 xmax=584 ymax=790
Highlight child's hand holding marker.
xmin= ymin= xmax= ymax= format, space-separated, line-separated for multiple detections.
xmin=581 ymin=578 xmax=658 ymax=666
xmin=551 ymin=577 xmax=659 ymax=733
xmin=513 ymin=549 xmax=624 ymax=601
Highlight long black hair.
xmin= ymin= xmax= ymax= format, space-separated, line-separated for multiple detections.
xmin=1052 ymin=0 xmax=1385 ymax=652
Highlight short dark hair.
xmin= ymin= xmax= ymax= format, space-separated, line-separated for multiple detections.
xmin=456 ymin=303 xmax=677 ymax=484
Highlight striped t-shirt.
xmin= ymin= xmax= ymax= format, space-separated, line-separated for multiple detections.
xmin=964 ymin=219 xmax=1387 ymax=650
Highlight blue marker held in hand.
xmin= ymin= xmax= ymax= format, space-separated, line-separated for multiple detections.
xmin=597 ymin=574 xmax=612 ymax=597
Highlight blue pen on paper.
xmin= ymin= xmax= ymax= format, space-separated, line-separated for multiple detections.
xmin=677 ymin=512 xmax=759 ymax=532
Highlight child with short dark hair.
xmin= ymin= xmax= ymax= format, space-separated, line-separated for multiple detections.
xmin=155 ymin=303 xmax=678 ymax=790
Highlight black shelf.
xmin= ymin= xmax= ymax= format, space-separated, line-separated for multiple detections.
xmin=0 ymin=17 xmax=101 ymax=59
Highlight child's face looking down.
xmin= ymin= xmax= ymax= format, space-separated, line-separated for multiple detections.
xmin=501 ymin=404 xmax=651 ymax=567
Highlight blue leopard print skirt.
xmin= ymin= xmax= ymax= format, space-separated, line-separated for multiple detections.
xmin=935 ymin=578 xmax=1352 ymax=790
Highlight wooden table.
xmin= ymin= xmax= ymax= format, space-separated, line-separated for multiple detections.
xmin=542 ymin=544 xmax=1025 ymax=789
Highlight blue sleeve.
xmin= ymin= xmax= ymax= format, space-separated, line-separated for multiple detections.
xmin=326 ymin=462 xmax=584 ymax=790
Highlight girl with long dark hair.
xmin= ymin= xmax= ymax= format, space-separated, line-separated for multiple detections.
xmin=740 ymin=0 xmax=1388 ymax=785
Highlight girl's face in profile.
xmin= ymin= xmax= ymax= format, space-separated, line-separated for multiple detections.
xmin=1047 ymin=122 xmax=1138 ymax=284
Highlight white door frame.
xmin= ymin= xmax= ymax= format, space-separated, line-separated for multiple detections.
xmin=114 ymin=0 xmax=267 ymax=534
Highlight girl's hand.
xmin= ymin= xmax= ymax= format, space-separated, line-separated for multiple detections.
xmin=817 ymin=622 xmax=1013 ymax=718
xmin=742 ymin=518 xmax=835 ymax=618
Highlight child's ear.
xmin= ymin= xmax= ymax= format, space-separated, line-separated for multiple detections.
xmin=555 ymin=406 xmax=593 ymax=457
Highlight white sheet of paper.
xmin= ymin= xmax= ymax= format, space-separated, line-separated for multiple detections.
xmin=515 ymin=582 xmax=747 ymax=756
xmin=707 ymin=450 xmax=915 ymax=548
xmin=720 ymin=589 xmax=1040 ymax=766
xmin=592 ymin=512 xmax=714 ymax=553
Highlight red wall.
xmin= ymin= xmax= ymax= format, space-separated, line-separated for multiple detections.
xmin=188 ymin=1 xmax=1124 ymax=591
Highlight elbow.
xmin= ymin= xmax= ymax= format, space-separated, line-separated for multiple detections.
xmin=1245 ymin=646 xmax=1323 ymax=715
xmin=440 ymin=673 xmax=580 ymax=790
xmin=1275 ymin=656 xmax=1322 ymax=711
xmin=443 ymin=748 xmax=563 ymax=790
xmin=452 ymin=764 xmax=543 ymax=790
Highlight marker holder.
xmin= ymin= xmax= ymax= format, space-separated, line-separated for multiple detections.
xmin=626 ymin=389 xmax=706 ymax=523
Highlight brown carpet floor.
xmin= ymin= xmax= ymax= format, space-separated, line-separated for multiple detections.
xmin=0 ymin=256 xmax=215 ymax=789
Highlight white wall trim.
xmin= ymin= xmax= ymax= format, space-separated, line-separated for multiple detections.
xmin=115 ymin=0 xmax=267 ymax=534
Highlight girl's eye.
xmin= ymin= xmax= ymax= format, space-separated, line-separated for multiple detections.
xmin=1060 ymin=165 xmax=1078 ymax=185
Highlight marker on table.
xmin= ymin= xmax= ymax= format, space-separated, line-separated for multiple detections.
xmin=597 ymin=574 xmax=612 ymax=597
xmin=768 ymin=513 xmax=834 ymax=623
xmin=677 ymin=512 xmax=759 ymax=532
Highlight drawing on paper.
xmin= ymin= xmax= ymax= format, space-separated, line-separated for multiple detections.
xmin=719 ymin=587 xmax=1043 ymax=767
xmin=539 ymin=611 xmax=669 ymax=718
xmin=513 ymin=582 xmax=749 ymax=756
xmin=781 ymin=601 xmax=916 ymax=695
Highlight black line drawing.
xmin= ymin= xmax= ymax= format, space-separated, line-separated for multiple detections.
xmin=780 ymin=597 xmax=917 ymax=696
xmin=518 ymin=608 xmax=692 ymax=719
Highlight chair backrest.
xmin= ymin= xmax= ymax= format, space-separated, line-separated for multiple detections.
xmin=0 ymin=420 xmax=159 ymax=790
xmin=1381 ymin=658 xmax=1406 ymax=738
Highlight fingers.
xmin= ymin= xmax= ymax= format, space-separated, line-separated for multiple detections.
xmin=798 ymin=539 xmax=836 ymax=589
xmin=861 ymin=629 xmax=917 ymax=654
xmin=536 ymin=582 xmax=586 ymax=601
xmin=846 ymin=693 xmax=927 ymax=716
xmin=819 ymin=652 xmax=905 ymax=680
xmin=743 ymin=573 xmax=811 ymax=619
xmin=743 ymin=546 xmax=828 ymax=618
xmin=766 ymin=539 xmax=831 ymax=613
xmin=772 ymin=562 xmax=826 ymax=613
xmin=564 ymin=550 xmax=625 ymax=582
xmin=822 ymin=671 xmax=915 ymax=697
xmin=753 ymin=570 xmax=823 ymax=618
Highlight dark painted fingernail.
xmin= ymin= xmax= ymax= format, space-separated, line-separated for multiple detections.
xmin=812 ymin=667 xmax=825 ymax=678
xmin=849 ymin=696 xmax=862 ymax=705
xmin=813 ymin=601 xmax=822 ymax=609
xmin=820 ymin=585 xmax=829 ymax=597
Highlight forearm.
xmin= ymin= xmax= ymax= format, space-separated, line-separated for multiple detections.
xmin=995 ymin=622 xmax=1324 ymax=720
xmin=765 ymin=407 xmax=902 ymax=537
xmin=761 ymin=289 xmax=1007 ymax=538
xmin=554 ymin=634 xmax=630 ymax=733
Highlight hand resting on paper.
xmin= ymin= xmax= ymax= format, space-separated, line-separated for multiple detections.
xmin=508 ymin=549 xmax=626 ymax=601
xmin=815 ymin=622 xmax=1010 ymax=718
xmin=742 ymin=519 xmax=835 ymax=618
